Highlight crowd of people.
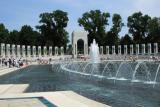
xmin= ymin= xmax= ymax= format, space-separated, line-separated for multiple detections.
xmin=37 ymin=58 xmax=52 ymax=64
xmin=0 ymin=57 xmax=56 ymax=69
xmin=0 ymin=55 xmax=159 ymax=69
xmin=0 ymin=57 xmax=27 ymax=68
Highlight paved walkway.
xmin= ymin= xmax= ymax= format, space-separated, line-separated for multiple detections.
xmin=0 ymin=66 xmax=8 ymax=70
xmin=0 ymin=67 xmax=19 ymax=76
xmin=0 ymin=98 xmax=46 ymax=107
xmin=0 ymin=84 xmax=29 ymax=94
xmin=0 ymin=91 xmax=110 ymax=107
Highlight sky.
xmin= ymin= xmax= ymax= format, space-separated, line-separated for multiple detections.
xmin=0 ymin=0 xmax=160 ymax=41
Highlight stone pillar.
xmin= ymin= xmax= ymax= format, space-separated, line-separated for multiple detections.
xmin=73 ymin=44 xmax=77 ymax=58
xmin=17 ymin=45 xmax=21 ymax=58
xmin=43 ymin=46 xmax=47 ymax=57
xmin=106 ymin=46 xmax=109 ymax=55
xmin=100 ymin=46 xmax=103 ymax=55
xmin=12 ymin=44 xmax=16 ymax=58
xmin=148 ymin=43 xmax=151 ymax=55
xmin=1 ymin=43 xmax=5 ymax=58
xmin=85 ymin=44 xmax=88 ymax=56
xmin=60 ymin=47 xmax=64 ymax=55
xmin=55 ymin=47 xmax=58 ymax=56
xmin=27 ymin=46 xmax=31 ymax=58
xmin=124 ymin=45 xmax=127 ymax=55
xmin=75 ymin=44 xmax=77 ymax=57
xmin=88 ymin=46 xmax=91 ymax=54
xmin=136 ymin=44 xmax=139 ymax=55
xmin=112 ymin=46 xmax=115 ymax=54
xmin=118 ymin=45 xmax=121 ymax=55
xmin=142 ymin=44 xmax=145 ymax=55
xmin=130 ymin=45 xmax=133 ymax=55
xmin=49 ymin=46 xmax=52 ymax=56
xmin=154 ymin=43 xmax=158 ymax=54
xmin=6 ymin=44 xmax=10 ymax=58
xmin=38 ymin=46 xmax=41 ymax=57
xmin=22 ymin=45 xmax=26 ymax=58
xmin=32 ymin=46 xmax=36 ymax=58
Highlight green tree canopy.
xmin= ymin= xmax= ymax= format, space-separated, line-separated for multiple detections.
xmin=120 ymin=34 xmax=133 ymax=45
xmin=0 ymin=10 xmax=160 ymax=50
xmin=127 ymin=12 xmax=151 ymax=44
xmin=108 ymin=14 xmax=124 ymax=46
xmin=105 ymin=31 xmax=117 ymax=46
xmin=0 ymin=23 xmax=9 ymax=43
xmin=36 ymin=10 xmax=69 ymax=47
xmin=78 ymin=10 xmax=110 ymax=46
xmin=111 ymin=14 xmax=124 ymax=35
xmin=8 ymin=30 xmax=20 ymax=44
xmin=19 ymin=25 xmax=41 ymax=46
xmin=147 ymin=17 xmax=160 ymax=43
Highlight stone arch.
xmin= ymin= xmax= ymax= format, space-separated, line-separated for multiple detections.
xmin=77 ymin=39 xmax=84 ymax=55
xmin=72 ymin=31 xmax=88 ymax=58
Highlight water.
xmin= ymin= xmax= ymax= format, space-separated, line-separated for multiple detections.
xmin=0 ymin=64 xmax=160 ymax=107
xmin=153 ymin=63 xmax=160 ymax=88
xmin=59 ymin=61 xmax=160 ymax=107
xmin=114 ymin=61 xmax=126 ymax=83
xmin=56 ymin=40 xmax=160 ymax=107
xmin=63 ymin=61 xmax=160 ymax=84
xmin=90 ymin=39 xmax=100 ymax=63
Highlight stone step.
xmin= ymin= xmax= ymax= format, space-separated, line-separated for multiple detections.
xmin=0 ymin=91 xmax=110 ymax=107
xmin=0 ymin=84 xmax=29 ymax=94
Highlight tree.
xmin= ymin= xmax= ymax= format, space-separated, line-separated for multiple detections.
xmin=147 ymin=17 xmax=160 ymax=43
xmin=36 ymin=10 xmax=69 ymax=47
xmin=105 ymin=31 xmax=118 ymax=46
xmin=19 ymin=25 xmax=41 ymax=45
xmin=127 ymin=12 xmax=151 ymax=44
xmin=111 ymin=14 xmax=124 ymax=35
xmin=66 ymin=44 xmax=72 ymax=55
xmin=8 ymin=30 xmax=20 ymax=44
xmin=78 ymin=10 xmax=110 ymax=46
xmin=120 ymin=34 xmax=133 ymax=45
xmin=109 ymin=14 xmax=124 ymax=45
xmin=0 ymin=23 xmax=9 ymax=43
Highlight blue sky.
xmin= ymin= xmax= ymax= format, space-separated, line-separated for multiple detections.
xmin=0 ymin=0 xmax=160 ymax=41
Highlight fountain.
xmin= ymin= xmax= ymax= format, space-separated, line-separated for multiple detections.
xmin=59 ymin=39 xmax=159 ymax=86
xmin=60 ymin=58 xmax=160 ymax=86
xmin=52 ymin=42 xmax=160 ymax=107
xmin=58 ymin=39 xmax=160 ymax=87
xmin=89 ymin=39 xmax=100 ymax=63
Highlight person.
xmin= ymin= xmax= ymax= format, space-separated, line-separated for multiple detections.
xmin=15 ymin=59 xmax=19 ymax=68
xmin=124 ymin=55 xmax=127 ymax=60
xmin=12 ymin=58 xmax=15 ymax=67
xmin=2 ymin=58 xmax=5 ymax=66
xmin=18 ymin=59 xmax=23 ymax=67
xmin=132 ymin=57 xmax=136 ymax=62
xmin=8 ymin=58 xmax=12 ymax=68
xmin=49 ymin=58 xmax=52 ymax=64
xmin=4 ymin=58 xmax=7 ymax=66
